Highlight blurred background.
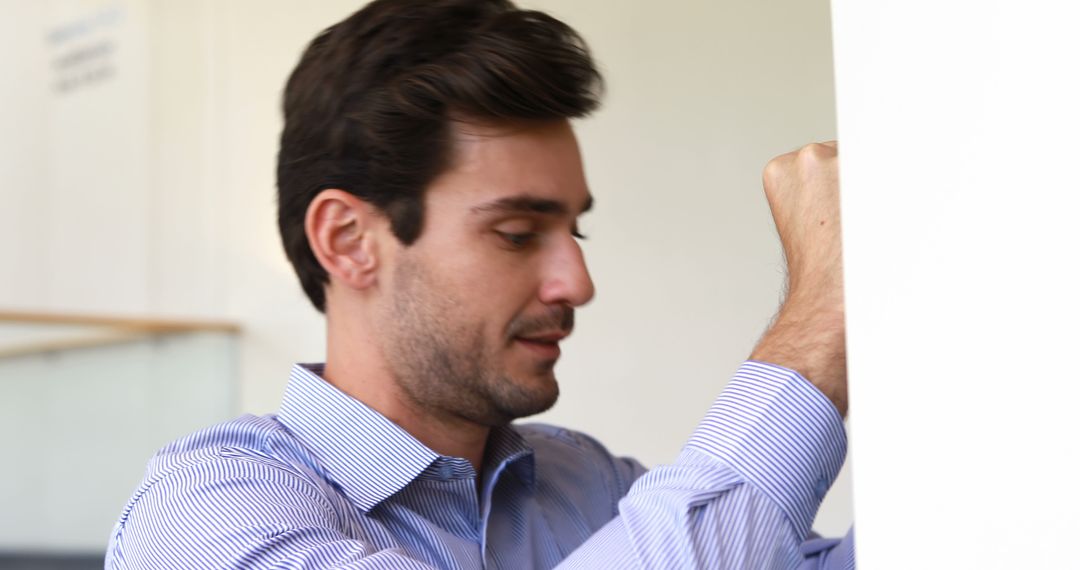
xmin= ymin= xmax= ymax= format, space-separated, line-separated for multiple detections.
xmin=0 ymin=0 xmax=847 ymax=566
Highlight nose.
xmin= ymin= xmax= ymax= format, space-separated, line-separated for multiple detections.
xmin=538 ymin=237 xmax=595 ymax=308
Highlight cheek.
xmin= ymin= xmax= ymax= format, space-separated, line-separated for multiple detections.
xmin=416 ymin=229 xmax=541 ymax=327
xmin=449 ymin=242 xmax=539 ymax=299
xmin=454 ymin=263 xmax=541 ymax=335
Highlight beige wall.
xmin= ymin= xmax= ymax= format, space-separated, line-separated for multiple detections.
xmin=1 ymin=0 xmax=851 ymax=542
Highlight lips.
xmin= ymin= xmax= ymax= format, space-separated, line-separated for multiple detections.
xmin=518 ymin=331 xmax=569 ymax=343
xmin=513 ymin=332 xmax=567 ymax=359
xmin=508 ymin=306 xmax=574 ymax=360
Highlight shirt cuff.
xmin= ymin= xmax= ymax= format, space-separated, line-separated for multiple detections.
xmin=683 ymin=361 xmax=847 ymax=538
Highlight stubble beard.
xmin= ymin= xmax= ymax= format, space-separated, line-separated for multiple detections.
xmin=382 ymin=256 xmax=561 ymax=427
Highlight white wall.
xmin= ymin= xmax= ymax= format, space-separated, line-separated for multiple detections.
xmin=1 ymin=0 xmax=852 ymax=547
xmin=833 ymin=0 xmax=1080 ymax=567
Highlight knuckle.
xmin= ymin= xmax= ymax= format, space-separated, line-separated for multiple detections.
xmin=764 ymin=141 xmax=837 ymax=188
xmin=762 ymin=154 xmax=790 ymax=184
xmin=797 ymin=143 xmax=823 ymax=161
xmin=794 ymin=143 xmax=837 ymax=173
xmin=762 ymin=158 xmax=779 ymax=183
xmin=800 ymin=142 xmax=837 ymax=162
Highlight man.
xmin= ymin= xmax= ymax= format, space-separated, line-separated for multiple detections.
xmin=108 ymin=0 xmax=854 ymax=567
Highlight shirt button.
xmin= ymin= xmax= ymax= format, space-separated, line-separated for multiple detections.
xmin=438 ymin=463 xmax=454 ymax=480
xmin=814 ymin=477 xmax=829 ymax=499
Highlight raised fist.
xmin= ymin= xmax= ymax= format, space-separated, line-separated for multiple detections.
xmin=762 ymin=141 xmax=842 ymax=310
xmin=752 ymin=141 xmax=847 ymax=415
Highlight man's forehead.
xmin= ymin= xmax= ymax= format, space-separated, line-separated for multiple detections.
xmin=446 ymin=117 xmax=578 ymax=163
xmin=425 ymin=117 xmax=591 ymax=217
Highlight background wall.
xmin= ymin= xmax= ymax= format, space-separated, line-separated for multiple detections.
xmin=0 ymin=0 xmax=851 ymax=552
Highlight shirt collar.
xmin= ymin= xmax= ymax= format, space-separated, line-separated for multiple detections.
xmin=276 ymin=363 xmax=535 ymax=513
xmin=485 ymin=418 xmax=537 ymax=488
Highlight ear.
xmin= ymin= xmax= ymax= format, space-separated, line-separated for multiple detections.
xmin=305 ymin=189 xmax=385 ymax=291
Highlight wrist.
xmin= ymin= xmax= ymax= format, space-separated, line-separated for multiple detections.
xmin=749 ymin=302 xmax=848 ymax=416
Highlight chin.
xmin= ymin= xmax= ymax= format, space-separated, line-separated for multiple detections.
xmin=488 ymin=370 xmax=560 ymax=423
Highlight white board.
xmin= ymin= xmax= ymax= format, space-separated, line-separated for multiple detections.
xmin=832 ymin=1 xmax=1080 ymax=567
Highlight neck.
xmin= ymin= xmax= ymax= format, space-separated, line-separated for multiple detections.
xmin=323 ymin=315 xmax=490 ymax=473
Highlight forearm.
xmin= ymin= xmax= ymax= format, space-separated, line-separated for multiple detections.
xmin=750 ymin=298 xmax=847 ymax=416
xmin=560 ymin=362 xmax=850 ymax=569
xmin=562 ymin=468 xmax=805 ymax=569
xmin=754 ymin=141 xmax=848 ymax=417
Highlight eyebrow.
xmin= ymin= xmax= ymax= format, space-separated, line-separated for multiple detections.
xmin=471 ymin=194 xmax=594 ymax=217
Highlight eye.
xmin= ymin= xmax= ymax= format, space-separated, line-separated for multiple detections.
xmin=493 ymin=218 xmax=540 ymax=250
xmin=496 ymin=231 xmax=538 ymax=249
xmin=571 ymin=227 xmax=588 ymax=240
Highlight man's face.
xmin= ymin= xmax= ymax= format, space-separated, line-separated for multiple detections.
xmin=377 ymin=119 xmax=595 ymax=427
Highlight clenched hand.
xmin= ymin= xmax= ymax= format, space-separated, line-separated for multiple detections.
xmin=750 ymin=142 xmax=847 ymax=416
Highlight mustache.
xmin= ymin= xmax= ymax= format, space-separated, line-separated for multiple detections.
xmin=507 ymin=306 xmax=574 ymax=339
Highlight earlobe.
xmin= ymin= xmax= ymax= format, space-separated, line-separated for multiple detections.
xmin=305 ymin=189 xmax=381 ymax=291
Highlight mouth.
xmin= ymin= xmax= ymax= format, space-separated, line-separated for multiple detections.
xmin=513 ymin=332 xmax=568 ymax=360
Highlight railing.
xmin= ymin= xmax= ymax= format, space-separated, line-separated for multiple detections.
xmin=0 ymin=310 xmax=241 ymax=359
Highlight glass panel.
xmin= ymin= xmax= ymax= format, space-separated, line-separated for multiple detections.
xmin=0 ymin=329 xmax=237 ymax=558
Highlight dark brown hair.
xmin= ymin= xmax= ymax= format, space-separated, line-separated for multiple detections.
xmin=277 ymin=0 xmax=603 ymax=311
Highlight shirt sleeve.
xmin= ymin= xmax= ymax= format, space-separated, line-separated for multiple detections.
xmin=558 ymin=361 xmax=855 ymax=569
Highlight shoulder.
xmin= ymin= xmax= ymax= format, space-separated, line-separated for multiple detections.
xmin=108 ymin=415 xmax=350 ymax=568
xmin=127 ymin=413 xmax=337 ymax=508
xmin=126 ymin=413 xmax=335 ymax=503
xmin=147 ymin=414 xmax=282 ymax=465
xmin=136 ymin=414 xmax=317 ymax=488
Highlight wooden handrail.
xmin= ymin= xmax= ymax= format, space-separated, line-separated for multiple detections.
xmin=0 ymin=310 xmax=241 ymax=359
xmin=0 ymin=310 xmax=241 ymax=332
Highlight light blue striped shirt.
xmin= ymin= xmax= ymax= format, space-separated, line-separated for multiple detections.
xmin=107 ymin=361 xmax=855 ymax=568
